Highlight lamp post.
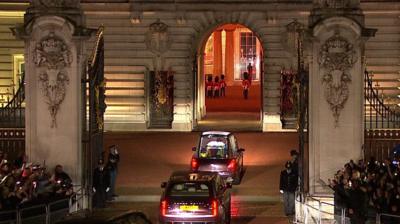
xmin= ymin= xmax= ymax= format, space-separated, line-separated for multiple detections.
xmin=297 ymin=28 xmax=308 ymax=195
xmin=286 ymin=20 xmax=308 ymax=193
xmin=287 ymin=19 xmax=308 ymax=194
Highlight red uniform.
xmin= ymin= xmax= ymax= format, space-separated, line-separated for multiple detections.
xmin=206 ymin=81 xmax=213 ymax=91
xmin=219 ymin=79 xmax=226 ymax=97
xmin=213 ymin=82 xmax=220 ymax=91
xmin=242 ymin=79 xmax=250 ymax=90
xmin=206 ymin=81 xmax=214 ymax=97
xmin=242 ymin=79 xmax=250 ymax=99
xmin=219 ymin=80 xmax=226 ymax=89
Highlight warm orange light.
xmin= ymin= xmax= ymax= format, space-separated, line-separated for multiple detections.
xmin=212 ymin=199 xmax=218 ymax=217
xmin=161 ymin=199 xmax=168 ymax=216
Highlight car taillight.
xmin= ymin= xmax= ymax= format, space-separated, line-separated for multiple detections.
xmin=191 ymin=158 xmax=199 ymax=171
xmin=227 ymin=159 xmax=236 ymax=172
xmin=161 ymin=200 xmax=168 ymax=216
xmin=211 ymin=199 xmax=218 ymax=217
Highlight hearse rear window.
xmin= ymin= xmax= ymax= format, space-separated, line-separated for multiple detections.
xmin=199 ymin=135 xmax=229 ymax=159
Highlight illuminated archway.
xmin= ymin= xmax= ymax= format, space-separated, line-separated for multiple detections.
xmin=194 ymin=24 xmax=264 ymax=131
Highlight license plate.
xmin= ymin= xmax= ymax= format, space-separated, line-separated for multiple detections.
xmin=179 ymin=205 xmax=199 ymax=211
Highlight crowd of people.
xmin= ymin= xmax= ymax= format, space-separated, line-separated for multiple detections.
xmin=330 ymin=157 xmax=400 ymax=223
xmin=0 ymin=150 xmax=73 ymax=211
xmin=0 ymin=144 xmax=120 ymax=211
xmin=205 ymin=63 xmax=254 ymax=99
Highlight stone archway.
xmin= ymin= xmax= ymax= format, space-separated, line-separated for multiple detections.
xmin=191 ymin=22 xmax=268 ymax=131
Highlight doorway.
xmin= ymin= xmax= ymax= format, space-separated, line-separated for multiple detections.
xmin=195 ymin=24 xmax=263 ymax=131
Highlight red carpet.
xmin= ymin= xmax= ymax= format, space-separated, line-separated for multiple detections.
xmin=205 ymin=85 xmax=261 ymax=112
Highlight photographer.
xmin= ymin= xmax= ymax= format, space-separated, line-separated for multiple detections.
xmin=332 ymin=157 xmax=400 ymax=223
xmin=0 ymin=160 xmax=75 ymax=211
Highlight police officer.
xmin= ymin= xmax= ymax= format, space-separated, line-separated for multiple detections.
xmin=107 ymin=145 xmax=120 ymax=200
xmin=290 ymin=149 xmax=299 ymax=176
xmin=93 ymin=159 xmax=110 ymax=208
xmin=279 ymin=161 xmax=298 ymax=223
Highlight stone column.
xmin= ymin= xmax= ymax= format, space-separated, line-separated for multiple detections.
xmin=309 ymin=17 xmax=366 ymax=194
xmin=14 ymin=0 xmax=91 ymax=184
xmin=213 ymin=30 xmax=223 ymax=77
xmin=307 ymin=0 xmax=376 ymax=195
xmin=224 ymin=29 xmax=235 ymax=85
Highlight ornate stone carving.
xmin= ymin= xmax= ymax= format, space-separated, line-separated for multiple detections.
xmin=146 ymin=19 xmax=171 ymax=55
xmin=282 ymin=20 xmax=306 ymax=67
xmin=318 ymin=31 xmax=357 ymax=126
xmin=32 ymin=0 xmax=79 ymax=8
xmin=34 ymin=32 xmax=72 ymax=128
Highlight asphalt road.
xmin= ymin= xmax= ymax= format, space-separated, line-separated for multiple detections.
xmin=103 ymin=132 xmax=298 ymax=223
xmin=105 ymin=132 xmax=298 ymax=197
xmin=109 ymin=200 xmax=289 ymax=224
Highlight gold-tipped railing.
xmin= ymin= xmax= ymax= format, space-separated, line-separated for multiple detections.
xmin=364 ymin=70 xmax=400 ymax=161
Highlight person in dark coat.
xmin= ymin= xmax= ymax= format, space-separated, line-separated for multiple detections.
xmin=347 ymin=180 xmax=367 ymax=224
xmin=93 ymin=159 xmax=110 ymax=208
xmin=290 ymin=149 xmax=299 ymax=177
xmin=51 ymin=165 xmax=71 ymax=184
xmin=280 ymin=161 xmax=298 ymax=222
xmin=106 ymin=145 xmax=120 ymax=200
xmin=329 ymin=176 xmax=349 ymax=222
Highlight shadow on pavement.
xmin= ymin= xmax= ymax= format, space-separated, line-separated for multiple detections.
xmin=233 ymin=216 xmax=288 ymax=224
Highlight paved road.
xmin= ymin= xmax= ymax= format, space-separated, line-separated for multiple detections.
xmin=103 ymin=132 xmax=297 ymax=222
xmin=105 ymin=132 xmax=298 ymax=197
xmin=109 ymin=200 xmax=289 ymax=224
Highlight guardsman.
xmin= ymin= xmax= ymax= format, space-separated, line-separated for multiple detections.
xmin=247 ymin=63 xmax=253 ymax=84
xmin=220 ymin=74 xmax=226 ymax=97
xmin=213 ymin=76 xmax=220 ymax=98
xmin=206 ymin=75 xmax=213 ymax=98
xmin=242 ymin=72 xmax=250 ymax=99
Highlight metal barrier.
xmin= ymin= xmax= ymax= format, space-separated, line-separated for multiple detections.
xmin=0 ymin=209 xmax=17 ymax=224
xmin=376 ymin=213 xmax=400 ymax=224
xmin=69 ymin=186 xmax=86 ymax=213
xmin=296 ymin=192 xmax=400 ymax=224
xmin=0 ymin=198 xmax=71 ymax=224
xmin=295 ymin=192 xmax=350 ymax=224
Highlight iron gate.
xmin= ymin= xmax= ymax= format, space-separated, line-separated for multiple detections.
xmin=82 ymin=26 xmax=106 ymax=210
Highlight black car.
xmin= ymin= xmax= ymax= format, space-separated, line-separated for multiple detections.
xmin=159 ymin=171 xmax=232 ymax=224
xmin=191 ymin=131 xmax=245 ymax=184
